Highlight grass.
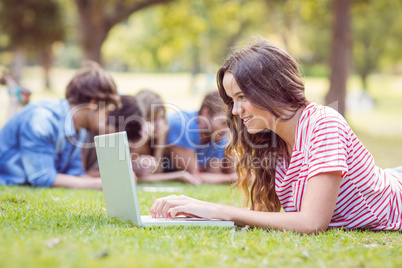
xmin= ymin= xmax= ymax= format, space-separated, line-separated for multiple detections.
xmin=0 ymin=68 xmax=402 ymax=267
xmin=1 ymin=184 xmax=402 ymax=268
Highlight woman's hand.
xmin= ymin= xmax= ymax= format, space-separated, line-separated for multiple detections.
xmin=150 ymin=195 xmax=217 ymax=220
xmin=177 ymin=171 xmax=202 ymax=186
xmin=131 ymin=155 xmax=158 ymax=176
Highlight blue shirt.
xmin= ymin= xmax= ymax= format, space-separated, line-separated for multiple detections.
xmin=0 ymin=99 xmax=87 ymax=187
xmin=166 ymin=111 xmax=227 ymax=169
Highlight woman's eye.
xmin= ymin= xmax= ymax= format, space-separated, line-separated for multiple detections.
xmin=239 ymin=95 xmax=246 ymax=101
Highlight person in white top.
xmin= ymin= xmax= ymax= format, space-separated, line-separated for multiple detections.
xmin=150 ymin=37 xmax=402 ymax=233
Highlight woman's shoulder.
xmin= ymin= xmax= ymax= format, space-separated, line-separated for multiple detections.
xmin=295 ymin=103 xmax=353 ymax=150
xmin=300 ymin=103 xmax=350 ymax=131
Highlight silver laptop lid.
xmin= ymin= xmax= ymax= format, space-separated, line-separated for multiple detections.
xmin=94 ymin=131 xmax=143 ymax=226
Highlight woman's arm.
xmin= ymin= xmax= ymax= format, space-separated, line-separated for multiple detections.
xmin=52 ymin=174 xmax=102 ymax=190
xmin=139 ymin=171 xmax=201 ymax=185
xmin=168 ymin=146 xmax=235 ymax=184
xmin=196 ymin=172 xmax=237 ymax=184
xmin=151 ymin=171 xmax=342 ymax=234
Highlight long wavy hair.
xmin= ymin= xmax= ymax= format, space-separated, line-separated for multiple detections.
xmin=217 ymin=38 xmax=309 ymax=212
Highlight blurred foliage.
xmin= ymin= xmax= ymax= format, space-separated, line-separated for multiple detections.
xmin=0 ymin=0 xmax=65 ymax=62
xmin=103 ymin=0 xmax=269 ymax=73
xmin=0 ymin=0 xmax=401 ymax=79
xmin=352 ymin=0 xmax=402 ymax=89
xmin=52 ymin=0 xmax=83 ymax=69
xmin=54 ymin=43 xmax=83 ymax=69
xmin=73 ymin=0 xmax=173 ymax=63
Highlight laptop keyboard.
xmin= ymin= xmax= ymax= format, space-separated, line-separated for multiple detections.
xmin=141 ymin=215 xmax=205 ymax=222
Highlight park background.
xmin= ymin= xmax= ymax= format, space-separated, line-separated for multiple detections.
xmin=1 ymin=0 xmax=402 ymax=267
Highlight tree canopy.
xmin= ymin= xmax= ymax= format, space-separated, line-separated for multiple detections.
xmin=0 ymin=0 xmax=401 ymax=103
xmin=0 ymin=0 xmax=65 ymax=82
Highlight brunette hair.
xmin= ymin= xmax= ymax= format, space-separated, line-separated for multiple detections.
xmin=108 ymin=95 xmax=145 ymax=142
xmin=199 ymin=91 xmax=225 ymax=116
xmin=65 ymin=61 xmax=120 ymax=108
xmin=135 ymin=89 xmax=166 ymax=122
xmin=217 ymin=37 xmax=309 ymax=212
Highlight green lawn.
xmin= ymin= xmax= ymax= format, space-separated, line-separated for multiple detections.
xmin=1 ymin=184 xmax=402 ymax=268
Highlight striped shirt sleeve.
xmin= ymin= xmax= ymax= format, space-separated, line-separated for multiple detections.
xmin=306 ymin=117 xmax=349 ymax=181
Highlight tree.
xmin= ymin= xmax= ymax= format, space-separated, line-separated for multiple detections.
xmin=325 ymin=0 xmax=352 ymax=116
xmin=0 ymin=0 xmax=65 ymax=87
xmin=75 ymin=0 xmax=174 ymax=64
xmin=263 ymin=0 xmax=302 ymax=54
xmin=103 ymin=0 xmax=267 ymax=70
xmin=102 ymin=0 xmax=268 ymax=93
xmin=352 ymin=0 xmax=402 ymax=90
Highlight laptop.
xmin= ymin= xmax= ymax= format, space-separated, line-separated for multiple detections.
xmin=94 ymin=131 xmax=234 ymax=228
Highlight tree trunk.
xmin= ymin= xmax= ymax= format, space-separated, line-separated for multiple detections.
xmin=75 ymin=0 xmax=173 ymax=65
xmin=325 ymin=0 xmax=352 ymax=117
xmin=80 ymin=29 xmax=108 ymax=64
xmin=40 ymin=49 xmax=54 ymax=90
xmin=75 ymin=0 xmax=110 ymax=64
xmin=190 ymin=45 xmax=201 ymax=94
xmin=11 ymin=45 xmax=26 ymax=82
xmin=361 ymin=73 xmax=368 ymax=91
xmin=78 ymin=14 xmax=109 ymax=64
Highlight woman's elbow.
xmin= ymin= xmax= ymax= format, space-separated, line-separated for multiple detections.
xmin=298 ymin=215 xmax=330 ymax=234
xmin=304 ymin=226 xmax=329 ymax=235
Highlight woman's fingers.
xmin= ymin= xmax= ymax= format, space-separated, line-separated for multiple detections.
xmin=161 ymin=199 xmax=175 ymax=218
xmin=151 ymin=195 xmax=171 ymax=218
xmin=168 ymin=204 xmax=202 ymax=219
xmin=151 ymin=194 xmax=182 ymax=218
xmin=150 ymin=195 xmax=199 ymax=218
xmin=160 ymin=196 xmax=191 ymax=218
xmin=168 ymin=205 xmax=189 ymax=219
xmin=150 ymin=199 xmax=160 ymax=217
xmin=154 ymin=196 xmax=172 ymax=218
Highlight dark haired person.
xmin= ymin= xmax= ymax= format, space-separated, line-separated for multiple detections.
xmin=164 ymin=91 xmax=236 ymax=185
xmin=82 ymin=95 xmax=145 ymax=177
xmin=124 ymin=89 xmax=207 ymax=185
xmin=131 ymin=89 xmax=169 ymax=178
xmin=151 ymin=38 xmax=402 ymax=233
xmin=0 ymin=62 xmax=120 ymax=189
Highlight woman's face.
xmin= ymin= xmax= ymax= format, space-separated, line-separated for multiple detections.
xmin=222 ymin=72 xmax=276 ymax=134
xmin=151 ymin=109 xmax=167 ymax=137
xmin=198 ymin=109 xmax=228 ymax=143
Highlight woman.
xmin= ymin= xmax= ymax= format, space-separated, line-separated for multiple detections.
xmin=150 ymin=37 xmax=402 ymax=233
xmin=131 ymin=89 xmax=169 ymax=177
xmin=132 ymin=89 xmax=200 ymax=184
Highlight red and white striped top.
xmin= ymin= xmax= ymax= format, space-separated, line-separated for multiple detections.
xmin=275 ymin=103 xmax=402 ymax=230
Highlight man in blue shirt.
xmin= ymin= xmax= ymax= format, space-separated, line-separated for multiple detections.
xmin=0 ymin=62 xmax=120 ymax=189
xmin=166 ymin=91 xmax=236 ymax=184
xmin=82 ymin=95 xmax=145 ymax=177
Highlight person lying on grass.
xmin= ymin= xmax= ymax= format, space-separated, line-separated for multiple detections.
xmin=150 ymin=37 xmax=402 ymax=233
xmin=82 ymin=95 xmax=145 ymax=178
xmin=163 ymin=91 xmax=237 ymax=185
xmin=130 ymin=89 xmax=203 ymax=185
xmin=0 ymin=61 xmax=120 ymax=189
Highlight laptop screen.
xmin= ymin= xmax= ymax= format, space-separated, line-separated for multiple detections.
xmin=94 ymin=131 xmax=143 ymax=226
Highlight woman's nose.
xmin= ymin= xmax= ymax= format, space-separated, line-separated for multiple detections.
xmin=232 ymin=101 xmax=241 ymax=115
